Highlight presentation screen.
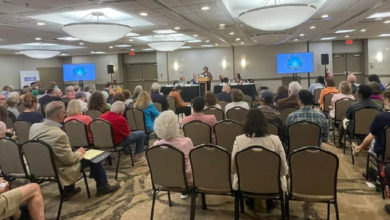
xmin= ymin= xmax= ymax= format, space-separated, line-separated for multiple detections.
xmin=63 ymin=63 xmax=96 ymax=81
xmin=277 ymin=52 xmax=314 ymax=74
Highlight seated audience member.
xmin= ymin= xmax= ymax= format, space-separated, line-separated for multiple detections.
xmin=37 ymin=88 xmax=45 ymax=100
xmin=7 ymin=92 xmax=20 ymax=118
xmin=74 ymin=85 xmax=80 ymax=93
xmin=337 ymin=85 xmax=383 ymax=147
xmin=134 ymin=91 xmax=160 ymax=132
xmin=123 ymin=89 xmax=133 ymax=106
xmin=88 ymin=92 xmax=110 ymax=113
xmin=369 ymin=74 xmax=385 ymax=91
xmin=330 ymin=81 xmax=355 ymax=119
xmin=216 ymin=84 xmax=232 ymax=103
xmin=370 ymin=82 xmax=384 ymax=101
xmin=0 ymin=121 xmax=6 ymax=138
xmin=83 ymin=85 xmax=93 ymax=101
xmin=308 ymin=76 xmax=325 ymax=94
xmin=0 ymin=182 xmax=44 ymax=220
xmin=286 ymin=90 xmax=329 ymax=143
xmin=150 ymin=83 xmax=168 ymax=111
xmin=274 ymin=85 xmax=288 ymax=103
xmin=204 ymin=91 xmax=222 ymax=110
xmin=1 ymin=85 xmax=12 ymax=98
xmin=29 ymin=101 xmax=119 ymax=196
xmin=75 ymin=91 xmax=88 ymax=112
xmin=112 ymin=92 xmax=130 ymax=114
xmin=225 ymin=89 xmax=250 ymax=114
xmin=183 ymin=96 xmax=217 ymax=143
xmin=104 ymin=82 xmax=114 ymax=104
xmin=101 ymin=91 xmax=111 ymax=109
xmin=132 ymin=85 xmax=143 ymax=100
xmin=276 ymin=81 xmax=301 ymax=111
xmin=231 ymin=108 xmax=288 ymax=191
xmin=319 ymin=77 xmax=339 ymax=110
xmin=168 ymin=85 xmax=191 ymax=116
xmin=101 ymin=101 xmax=146 ymax=163
xmin=39 ymin=88 xmax=62 ymax=107
xmin=63 ymin=86 xmax=76 ymax=104
xmin=347 ymin=74 xmax=359 ymax=94
xmin=0 ymin=105 xmax=13 ymax=131
xmin=64 ymin=100 xmax=93 ymax=144
xmin=17 ymin=94 xmax=43 ymax=124
xmin=258 ymin=90 xmax=282 ymax=127
xmin=353 ymin=89 xmax=390 ymax=157
xmin=153 ymin=110 xmax=194 ymax=187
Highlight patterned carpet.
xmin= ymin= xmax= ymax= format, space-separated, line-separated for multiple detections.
xmin=13 ymin=141 xmax=390 ymax=220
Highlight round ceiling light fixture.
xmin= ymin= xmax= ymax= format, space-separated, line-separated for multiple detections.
xmin=239 ymin=4 xmax=317 ymax=31
xmin=147 ymin=41 xmax=185 ymax=51
xmin=21 ymin=50 xmax=61 ymax=59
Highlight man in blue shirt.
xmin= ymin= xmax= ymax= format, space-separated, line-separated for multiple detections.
xmin=216 ymin=84 xmax=232 ymax=103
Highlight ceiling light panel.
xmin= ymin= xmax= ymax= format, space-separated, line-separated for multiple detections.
xmin=56 ymin=37 xmax=79 ymax=41
xmin=126 ymin=32 xmax=140 ymax=37
xmin=379 ymin=34 xmax=390 ymax=37
xmin=153 ymin=29 xmax=176 ymax=34
xmin=321 ymin=37 xmax=336 ymax=40
xmin=135 ymin=33 xmax=196 ymax=42
xmin=367 ymin=12 xmax=390 ymax=19
xmin=0 ymin=42 xmax=83 ymax=50
xmin=335 ymin=29 xmax=355 ymax=33
xmin=29 ymin=7 xmax=154 ymax=27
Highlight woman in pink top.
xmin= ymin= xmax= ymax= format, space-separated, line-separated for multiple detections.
xmin=153 ymin=110 xmax=194 ymax=187
xmin=64 ymin=99 xmax=93 ymax=144
xmin=330 ymin=81 xmax=355 ymax=118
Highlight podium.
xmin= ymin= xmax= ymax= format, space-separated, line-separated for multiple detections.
xmin=197 ymin=77 xmax=209 ymax=96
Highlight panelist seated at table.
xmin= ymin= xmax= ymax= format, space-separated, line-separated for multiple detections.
xmin=199 ymin=66 xmax=213 ymax=91
xmin=219 ymin=74 xmax=229 ymax=84
xmin=232 ymin=73 xmax=243 ymax=84
xmin=168 ymin=85 xmax=191 ymax=116
xmin=190 ymin=73 xmax=198 ymax=84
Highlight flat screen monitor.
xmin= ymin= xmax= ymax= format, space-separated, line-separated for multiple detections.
xmin=63 ymin=63 xmax=96 ymax=81
xmin=277 ymin=52 xmax=314 ymax=74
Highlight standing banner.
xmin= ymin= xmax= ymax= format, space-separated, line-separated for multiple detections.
xmin=20 ymin=70 xmax=40 ymax=87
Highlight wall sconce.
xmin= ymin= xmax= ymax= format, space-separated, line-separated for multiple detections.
xmin=376 ymin=52 xmax=383 ymax=63
xmin=241 ymin=58 xmax=247 ymax=68
xmin=221 ymin=59 xmax=227 ymax=69
xmin=173 ymin=62 xmax=179 ymax=71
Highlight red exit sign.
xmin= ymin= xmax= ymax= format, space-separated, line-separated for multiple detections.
xmin=346 ymin=39 xmax=353 ymax=45
xmin=129 ymin=51 xmax=135 ymax=56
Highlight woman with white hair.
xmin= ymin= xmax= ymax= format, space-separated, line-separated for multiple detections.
xmin=276 ymin=81 xmax=302 ymax=111
xmin=132 ymin=85 xmax=143 ymax=100
xmin=64 ymin=99 xmax=93 ymax=144
xmin=153 ymin=110 xmax=194 ymax=189
xmin=150 ymin=83 xmax=168 ymax=111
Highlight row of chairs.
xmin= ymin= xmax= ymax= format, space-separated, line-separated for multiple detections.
xmin=146 ymin=144 xmax=339 ymax=220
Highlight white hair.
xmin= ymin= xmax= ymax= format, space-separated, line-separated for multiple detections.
xmin=111 ymin=101 xmax=125 ymax=113
xmin=154 ymin=110 xmax=180 ymax=140
xmin=7 ymin=91 xmax=20 ymax=99
xmin=65 ymin=86 xmax=75 ymax=93
xmin=288 ymin=81 xmax=302 ymax=96
xmin=101 ymin=91 xmax=109 ymax=100
xmin=151 ymin=83 xmax=161 ymax=92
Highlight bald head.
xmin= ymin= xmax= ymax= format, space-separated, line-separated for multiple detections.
xmin=222 ymin=84 xmax=231 ymax=93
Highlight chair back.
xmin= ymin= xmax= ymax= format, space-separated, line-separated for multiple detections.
xmin=86 ymin=109 xmax=102 ymax=120
xmin=90 ymin=119 xmax=115 ymax=148
xmin=334 ymin=99 xmax=355 ymax=121
xmin=323 ymin=93 xmax=335 ymax=113
xmin=14 ymin=121 xmax=31 ymax=144
xmin=153 ymin=102 xmax=163 ymax=112
xmin=226 ymin=107 xmax=248 ymax=124
xmin=268 ymin=122 xmax=281 ymax=137
xmin=384 ymin=126 xmax=390 ymax=162
xmin=203 ymin=107 xmax=224 ymax=121
xmin=288 ymin=121 xmax=321 ymax=153
xmin=126 ymin=108 xmax=146 ymax=131
xmin=0 ymin=138 xmax=26 ymax=177
xmin=217 ymin=101 xmax=228 ymax=111
xmin=64 ymin=119 xmax=89 ymax=147
xmin=280 ymin=108 xmax=298 ymax=124
xmin=289 ymin=147 xmax=338 ymax=200
xmin=146 ymin=144 xmax=188 ymax=191
xmin=235 ymin=146 xmax=281 ymax=194
xmin=167 ymin=96 xmax=176 ymax=112
xmin=243 ymin=95 xmax=253 ymax=108
xmin=314 ymin=88 xmax=323 ymax=105
xmin=373 ymin=99 xmax=384 ymax=108
xmin=214 ymin=120 xmax=242 ymax=152
xmin=183 ymin=120 xmax=212 ymax=146
xmin=190 ymin=145 xmax=232 ymax=194
xmin=22 ymin=140 xmax=57 ymax=179
xmin=353 ymin=108 xmax=381 ymax=135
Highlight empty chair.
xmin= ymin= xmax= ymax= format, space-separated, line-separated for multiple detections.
xmin=280 ymin=108 xmax=298 ymax=124
xmin=287 ymin=121 xmax=321 ymax=154
xmin=86 ymin=109 xmax=102 ymax=120
xmin=90 ymin=119 xmax=129 ymax=179
xmin=203 ymin=107 xmax=224 ymax=121
xmin=226 ymin=107 xmax=248 ymax=124
xmin=0 ymin=138 xmax=27 ymax=178
xmin=146 ymin=144 xmax=193 ymax=220
xmin=22 ymin=140 xmax=90 ymax=220
xmin=314 ymin=88 xmax=323 ymax=106
xmin=183 ymin=120 xmax=212 ymax=146
xmin=64 ymin=119 xmax=90 ymax=148
xmin=214 ymin=120 xmax=242 ymax=153
xmin=14 ymin=120 xmax=32 ymax=144
xmin=323 ymin=93 xmax=336 ymax=115
xmin=287 ymin=147 xmax=339 ymax=220
xmin=153 ymin=102 xmax=163 ymax=112
xmin=167 ymin=96 xmax=176 ymax=112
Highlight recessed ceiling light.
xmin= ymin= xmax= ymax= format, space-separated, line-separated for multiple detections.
xmin=201 ymin=6 xmax=210 ymax=11
xmin=361 ymin=29 xmax=366 ymax=32
xmin=154 ymin=29 xmax=176 ymax=34
xmin=91 ymin=51 xmax=105 ymax=54
xmin=379 ymin=33 xmax=390 ymax=37
xmin=335 ymin=29 xmax=355 ymax=34
xmin=219 ymin=24 xmax=225 ymax=29
xmin=174 ymin=26 xmax=180 ymax=30
xmin=384 ymin=20 xmax=390 ymax=24
xmin=310 ymin=26 xmax=316 ymax=29
xmin=299 ymin=33 xmax=305 ymax=37
xmin=229 ymin=32 xmax=235 ymax=35
xmin=205 ymin=40 xmax=210 ymax=43
xmin=294 ymin=38 xmax=299 ymax=41
xmin=59 ymin=53 xmax=69 ymax=56
xmin=321 ymin=14 xmax=329 ymax=18
xmin=240 ymin=42 xmax=244 ymax=45
xmin=35 ymin=37 xmax=42 ymax=41
xmin=193 ymin=34 xmax=198 ymax=37
xmin=321 ymin=37 xmax=336 ymax=40
xmin=140 ymin=12 xmax=148 ymax=16
xmin=129 ymin=39 xmax=134 ymax=42
xmin=126 ymin=33 xmax=140 ymax=37
xmin=201 ymin=44 xmax=213 ymax=47
xmin=142 ymin=48 xmax=155 ymax=51
xmin=180 ymin=46 xmax=191 ymax=49
xmin=36 ymin=22 xmax=45 ymax=26
xmin=109 ymin=46 xmax=114 ymax=49
xmin=56 ymin=36 xmax=79 ymax=41
xmin=131 ymin=48 xmax=135 ymax=51
xmin=187 ymin=40 xmax=202 ymax=43
xmin=236 ymin=38 xmax=240 ymax=41
xmin=345 ymin=35 xmax=349 ymax=38
xmin=79 ymin=42 xmax=84 ymax=45
xmin=115 ymin=44 xmax=132 ymax=48
xmin=367 ymin=12 xmax=390 ymax=19
xmin=215 ymin=43 xmax=219 ymax=46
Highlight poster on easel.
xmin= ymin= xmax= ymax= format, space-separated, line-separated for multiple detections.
xmin=20 ymin=70 xmax=40 ymax=87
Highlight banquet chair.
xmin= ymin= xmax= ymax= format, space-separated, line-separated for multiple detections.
xmin=167 ymin=96 xmax=176 ymax=112
xmin=64 ymin=119 xmax=90 ymax=148
xmin=314 ymin=88 xmax=323 ymax=106
xmin=268 ymin=122 xmax=281 ymax=137
xmin=217 ymin=101 xmax=228 ymax=112
xmin=14 ymin=120 xmax=32 ymax=144
xmin=86 ymin=109 xmax=102 ymax=120
xmin=280 ymin=108 xmax=298 ymax=125
xmin=153 ymin=102 xmax=163 ymax=112
xmin=126 ymin=108 xmax=150 ymax=147
xmin=226 ymin=107 xmax=248 ymax=124
xmin=287 ymin=121 xmax=321 ymax=154
xmin=330 ymin=99 xmax=355 ymax=144
xmin=203 ymin=107 xmax=224 ymax=121
xmin=323 ymin=93 xmax=336 ymax=115
xmin=214 ymin=120 xmax=242 ymax=153
xmin=243 ymin=95 xmax=253 ymax=108
xmin=0 ymin=138 xmax=28 ymax=179
xmin=183 ymin=120 xmax=212 ymax=146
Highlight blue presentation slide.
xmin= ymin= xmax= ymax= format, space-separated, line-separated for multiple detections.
xmin=277 ymin=52 xmax=314 ymax=74
xmin=63 ymin=63 xmax=96 ymax=81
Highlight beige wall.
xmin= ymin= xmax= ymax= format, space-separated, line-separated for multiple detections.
xmin=367 ymin=38 xmax=390 ymax=86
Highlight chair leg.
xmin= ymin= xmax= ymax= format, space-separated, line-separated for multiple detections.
xmin=350 ymin=138 xmax=355 ymax=164
xmin=234 ymin=194 xmax=239 ymax=220
xmin=334 ymin=201 xmax=340 ymax=220
xmin=366 ymin=154 xmax=371 ymax=180
xmin=286 ymin=195 xmax=290 ymax=220
xmin=168 ymin=191 xmax=172 ymax=207
xmin=343 ymin=134 xmax=346 ymax=154
xmin=82 ymin=171 xmax=90 ymax=198
xmin=280 ymin=193 xmax=286 ymax=220
xmin=332 ymin=123 xmax=336 ymax=145
xmin=377 ymin=163 xmax=386 ymax=199
xmin=239 ymin=193 xmax=244 ymax=213
xmin=57 ymin=197 xmax=64 ymax=220
xmin=327 ymin=202 xmax=330 ymax=220
xmin=150 ymin=190 xmax=157 ymax=220
xmin=115 ymin=151 xmax=122 ymax=180
xmin=190 ymin=192 xmax=197 ymax=220
xmin=201 ymin=193 xmax=207 ymax=210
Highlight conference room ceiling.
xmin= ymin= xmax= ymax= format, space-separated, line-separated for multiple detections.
xmin=0 ymin=0 xmax=389 ymax=56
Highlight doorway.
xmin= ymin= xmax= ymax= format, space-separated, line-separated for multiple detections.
xmin=332 ymin=53 xmax=364 ymax=86
xmin=124 ymin=63 xmax=157 ymax=92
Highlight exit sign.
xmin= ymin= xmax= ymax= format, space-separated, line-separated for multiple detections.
xmin=346 ymin=39 xmax=353 ymax=44
xmin=129 ymin=51 xmax=135 ymax=56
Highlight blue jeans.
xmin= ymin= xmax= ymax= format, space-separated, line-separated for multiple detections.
xmin=81 ymin=160 xmax=108 ymax=190
xmin=120 ymin=131 xmax=146 ymax=154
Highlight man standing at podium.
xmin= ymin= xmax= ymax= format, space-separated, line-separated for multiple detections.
xmin=199 ymin=66 xmax=213 ymax=91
